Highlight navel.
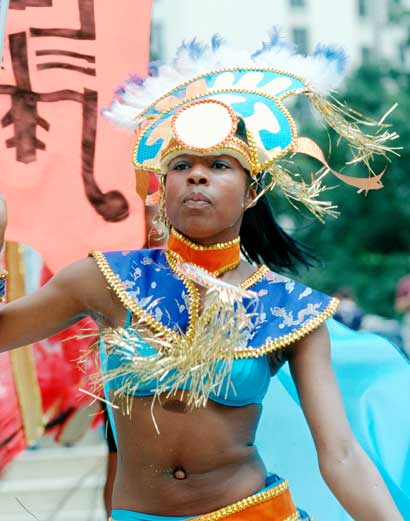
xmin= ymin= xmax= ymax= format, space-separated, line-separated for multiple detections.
xmin=173 ymin=466 xmax=187 ymax=480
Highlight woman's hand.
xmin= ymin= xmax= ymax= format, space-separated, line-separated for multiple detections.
xmin=0 ymin=194 xmax=7 ymax=252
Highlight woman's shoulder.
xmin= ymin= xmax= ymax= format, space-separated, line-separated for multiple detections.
xmin=89 ymin=248 xmax=164 ymax=276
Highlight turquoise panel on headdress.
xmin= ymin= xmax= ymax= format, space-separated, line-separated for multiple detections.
xmin=135 ymin=90 xmax=296 ymax=168
xmin=144 ymin=68 xmax=307 ymax=118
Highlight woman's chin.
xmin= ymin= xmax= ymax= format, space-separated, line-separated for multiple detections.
xmin=173 ymin=222 xmax=239 ymax=245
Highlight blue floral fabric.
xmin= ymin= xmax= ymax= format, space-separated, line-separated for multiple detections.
xmin=101 ymin=248 xmax=334 ymax=351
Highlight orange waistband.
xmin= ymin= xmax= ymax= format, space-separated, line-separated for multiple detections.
xmin=109 ymin=479 xmax=303 ymax=521
xmin=189 ymin=479 xmax=299 ymax=521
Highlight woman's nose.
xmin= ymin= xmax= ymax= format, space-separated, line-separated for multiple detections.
xmin=186 ymin=164 xmax=209 ymax=185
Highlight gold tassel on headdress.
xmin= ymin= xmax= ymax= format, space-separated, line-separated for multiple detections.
xmin=267 ymin=162 xmax=339 ymax=222
xmin=308 ymin=93 xmax=400 ymax=170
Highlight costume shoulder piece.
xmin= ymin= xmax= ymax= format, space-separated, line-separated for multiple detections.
xmin=243 ymin=270 xmax=338 ymax=357
xmin=90 ymin=249 xmax=338 ymax=357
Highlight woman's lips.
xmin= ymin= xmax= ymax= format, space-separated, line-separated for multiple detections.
xmin=183 ymin=192 xmax=212 ymax=208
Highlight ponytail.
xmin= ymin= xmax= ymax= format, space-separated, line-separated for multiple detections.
xmin=240 ymin=194 xmax=318 ymax=274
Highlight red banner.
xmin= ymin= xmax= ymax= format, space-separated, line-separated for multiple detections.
xmin=0 ymin=0 xmax=152 ymax=271
xmin=0 ymin=1 xmax=152 ymax=470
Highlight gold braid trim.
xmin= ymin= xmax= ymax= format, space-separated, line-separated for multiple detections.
xmin=0 ymin=270 xmax=7 ymax=302
xmin=90 ymin=250 xmax=179 ymax=343
xmin=233 ymin=297 xmax=339 ymax=359
xmin=192 ymin=480 xmax=290 ymax=520
xmin=171 ymin=227 xmax=240 ymax=250
xmin=90 ymin=250 xmax=338 ymax=357
xmin=137 ymin=66 xmax=311 ymax=121
xmin=165 ymin=250 xmax=268 ymax=343
xmin=165 ymin=249 xmax=201 ymax=344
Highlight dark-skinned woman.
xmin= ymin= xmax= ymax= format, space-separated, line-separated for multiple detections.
xmin=0 ymin=35 xmax=406 ymax=520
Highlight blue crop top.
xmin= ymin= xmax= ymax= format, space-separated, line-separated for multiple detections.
xmin=100 ymin=311 xmax=272 ymax=408
xmin=92 ymin=247 xmax=337 ymax=440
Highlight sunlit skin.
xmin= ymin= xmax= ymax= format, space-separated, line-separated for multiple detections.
xmin=165 ymin=154 xmax=256 ymax=244
xmin=0 ymin=153 xmax=403 ymax=520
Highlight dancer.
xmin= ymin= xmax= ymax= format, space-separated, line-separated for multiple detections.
xmin=0 ymin=36 xmax=405 ymax=520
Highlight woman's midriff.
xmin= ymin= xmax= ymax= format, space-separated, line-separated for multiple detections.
xmin=110 ymin=393 xmax=266 ymax=516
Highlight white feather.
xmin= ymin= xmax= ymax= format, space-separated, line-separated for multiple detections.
xmin=103 ymin=33 xmax=347 ymax=130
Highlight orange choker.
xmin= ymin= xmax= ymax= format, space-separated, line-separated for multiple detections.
xmin=167 ymin=228 xmax=241 ymax=277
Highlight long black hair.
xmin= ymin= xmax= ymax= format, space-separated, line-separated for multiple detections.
xmin=240 ymin=192 xmax=318 ymax=274
xmin=235 ymin=118 xmax=317 ymax=274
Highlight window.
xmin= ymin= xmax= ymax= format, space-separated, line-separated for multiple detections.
xmin=399 ymin=42 xmax=408 ymax=66
xmin=290 ymin=0 xmax=306 ymax=7
xmin=292 ymin=27 xmax=309 ymax=54
xmin=358 ymin=0 xmax=367 ymax=18
xmin=361 ymin=46 xmax=371 ymax=62
xmin=149 ymin=21 xmax=164 ymax=61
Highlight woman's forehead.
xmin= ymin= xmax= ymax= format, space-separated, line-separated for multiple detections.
xmin=169 ymin=153 xmax=241 ymax=163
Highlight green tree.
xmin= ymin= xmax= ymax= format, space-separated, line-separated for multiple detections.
xmin=276 ymin=63 xmax=410 ymax=317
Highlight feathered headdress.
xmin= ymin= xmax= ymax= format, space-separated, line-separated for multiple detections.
xmin=103 ymin=30 xmax=399 ymax=219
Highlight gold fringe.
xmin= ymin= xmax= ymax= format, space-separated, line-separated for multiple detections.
xmin=100 ymin=273 xmax=258 ymax=410
xmin=268 ymin=162 xmax=339 ymax=222
xmin=309 ymin=93 xmax=400 ymax=170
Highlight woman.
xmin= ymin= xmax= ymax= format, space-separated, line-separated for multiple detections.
xmin=0 ymin=37 xmax=405 ymax=520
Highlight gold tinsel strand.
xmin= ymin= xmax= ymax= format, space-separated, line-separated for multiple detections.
xmin=268 ymin=162 xmax=339 ymax=221
xmin=309 ymin=93 xmax=400 ymax=171
xmin=99 ymin=271 xmax=259 ymax=413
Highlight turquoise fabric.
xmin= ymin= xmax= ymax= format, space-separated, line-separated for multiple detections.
xmin=109 ymin=475 xmax=313 ymax=520
xmin=97 ymin=249 xmax=410 ymax=520
xmin=101 ymin=330 xmax=271 ymax=407
xmin=103 ymin=319 xmax=410 ymax=520
xmin=256 ymin=318 xmax=410 ymax=520
xmin=99 ymin=248 xmax=333 ymax=409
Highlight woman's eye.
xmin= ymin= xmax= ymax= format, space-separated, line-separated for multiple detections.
xmin=212 ymin=161 xmax=230 ymax=169
xmin=172 ymin=161 xmax=190 ymax=170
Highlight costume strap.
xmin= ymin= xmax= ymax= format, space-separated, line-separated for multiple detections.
xmin=0 ymin=270 xmax=7 ymax=302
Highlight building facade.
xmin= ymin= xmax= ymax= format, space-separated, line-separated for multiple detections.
xmin=151 ymin=0 xmax=410 ymax=70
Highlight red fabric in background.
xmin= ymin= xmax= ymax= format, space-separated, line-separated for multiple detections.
xmin=0 ymin=352 xmax=26 ymax=470
xmin=0 ymin=0 xmax=152 ymax=471
xmin=33 ymin=264 xmax=100 ymax=436
xmin=0 ymin=263 xmax=101 ymax=472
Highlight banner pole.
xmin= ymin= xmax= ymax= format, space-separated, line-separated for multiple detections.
xmin=6 ymin=241 xmax=45 ymax=446
xmin=0 ymin=0 xmax=9 ymax=65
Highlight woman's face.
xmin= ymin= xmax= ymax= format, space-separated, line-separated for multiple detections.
xmin=165 ymin=154 xmax=255 ymax=244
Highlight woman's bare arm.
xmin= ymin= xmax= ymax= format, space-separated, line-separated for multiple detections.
xmin=0 ymin=257 xmax=120 ymax=353
xmin=289 ymin=325 xmax=403 ymax=521
xmin=0 ymin=195 xmax=127 ymax=352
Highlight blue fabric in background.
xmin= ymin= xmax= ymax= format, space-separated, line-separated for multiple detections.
xmin=256 ymin=318 xmax=410 ymax=520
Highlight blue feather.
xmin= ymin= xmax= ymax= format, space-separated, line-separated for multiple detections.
xmin=177 ymin=38 xmax=208 ymax=61
xmin=313 ymin=44 xmax=347 ymax=75
xmin=251 ymin=27 xmax=294 ymax=59
xmin=211 ymin=34 xmax=224 ymax=51
xmin=148 ymin=61 xmax=160 ymax=77
xmin=128 ymin=73 xmax=145 ymax=85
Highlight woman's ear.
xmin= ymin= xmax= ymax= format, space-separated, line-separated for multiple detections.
xmin=244 ymin=184 xmax=258 ymax=210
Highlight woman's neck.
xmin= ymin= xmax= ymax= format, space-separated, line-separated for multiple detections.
xmin=166 ymin=228 xmax=241 ymax=277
